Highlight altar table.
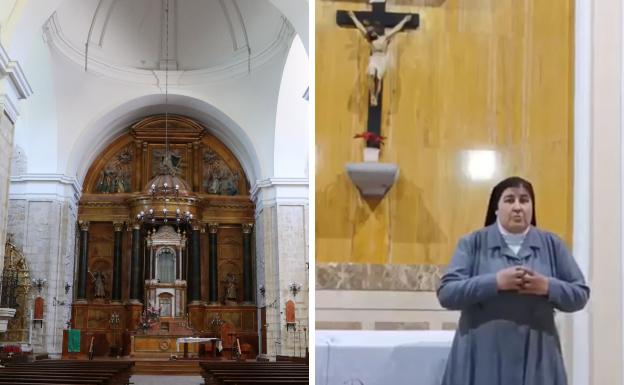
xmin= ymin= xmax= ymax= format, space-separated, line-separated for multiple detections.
xmin=176 ymin=337 xmax=222 ymax=358
xmin=316 ymin=330 xmax=454 ymax=385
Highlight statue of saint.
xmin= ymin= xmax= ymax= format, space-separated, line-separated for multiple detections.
xmin=89 ymin=271 xmax=106 ymax=299
xmin=224 ymin=273 xmax=238 ymax=304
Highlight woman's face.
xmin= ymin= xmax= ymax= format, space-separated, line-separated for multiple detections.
xmin=496 ymin=186 xmax=533 ymax=234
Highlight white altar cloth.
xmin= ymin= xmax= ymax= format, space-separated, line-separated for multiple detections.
xmin=316 ymin=330 xmax=454 ymax=385
xmin=176 ymin=337 xmax=222 ymax=352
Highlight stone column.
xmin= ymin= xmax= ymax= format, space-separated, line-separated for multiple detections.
xmin=76 ymin=221 xmax=90 ymax=302
xmin=129 ymin=223 xmax=142 ymax=304
xmin=111 ymin=222 xmax=124 ymax=303
xmin=252 ymin=179 xmax=309 ymax=358
xmin=8 ymin=192 xmax=78 ymax=356
xmin=0 ymin=114 xmax=15 ymax=276
xmin=208 ymin=223 xmax=219 ymax=305
xmin=0 ymin=40 xmax=32 ymax=275
xmin=188 ymin=224 xmax=202 ymax=304
xmin=242 ymin=223 xmax=254 ymax=304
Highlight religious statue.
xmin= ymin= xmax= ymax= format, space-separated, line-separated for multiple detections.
xmin=219 ymin=173 xmax=239 ymax=196
xmin=347 ymin=10 xmax=412 ymax=106
xmin=208 ymin=175 xmax=221 ymax=195
xmin=88 ymin=270 xmax=106 ymax=299
xmin=203 ymin=149 xmax=239 ymax=195
xmin=95 ymin=147 xmax=133 ymax=193
xmin=224 ymin=273 xmax=238 ymax=304
xmin=95 ymin=169 xmax=115 ymax=193
xmin=154 ymin=149 xmax=182 ymax=176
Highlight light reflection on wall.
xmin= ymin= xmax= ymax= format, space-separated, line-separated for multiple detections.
xmin=463 ymin=150 xmax=498 ymax=181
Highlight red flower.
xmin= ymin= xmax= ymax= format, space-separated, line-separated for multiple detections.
xmin=353 ymin=132 xmax=386 ymax=145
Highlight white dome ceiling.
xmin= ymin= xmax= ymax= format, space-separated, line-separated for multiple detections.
xmin=53 ymin=0 xmax=290 ymax=71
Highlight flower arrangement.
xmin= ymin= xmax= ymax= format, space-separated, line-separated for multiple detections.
xmin=354 ymin=132 xmax=385 ymax=162
xmin=353 ymin=132 xmax=386 ymax=146
xmin=138 ymin=305 xmax=161 ymax=331
xmin=1 ymin=345 xmax=21 ymax=355
xmin=2 ymin=345 xmax=22 ymax=359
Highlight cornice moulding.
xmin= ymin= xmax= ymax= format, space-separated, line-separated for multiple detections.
xmin=0 ymin=42 xmax=33 ymax=99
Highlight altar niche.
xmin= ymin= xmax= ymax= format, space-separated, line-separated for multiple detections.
xmin=71 ymin=115 xmax=258 ymax=359
xmin=144 ymin=225 xmax=187 ymax=319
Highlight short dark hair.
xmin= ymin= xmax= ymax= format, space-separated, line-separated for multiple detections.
xmin=484 ymin=176 xmax=536 ymax=227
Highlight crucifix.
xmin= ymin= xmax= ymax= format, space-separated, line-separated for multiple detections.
xmin=337 ymin=0 xmax=419 ymax=148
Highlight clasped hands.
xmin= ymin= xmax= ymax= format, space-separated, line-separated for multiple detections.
xmin=496 ymin=266 xmax=549 ymax=296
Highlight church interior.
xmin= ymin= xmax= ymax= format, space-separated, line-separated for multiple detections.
xmin=0 ymin=0 xmax=309 ymax=380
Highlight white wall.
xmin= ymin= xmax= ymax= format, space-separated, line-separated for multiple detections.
xmin=274 ymin=35 xmax=309 ymax=178
xmin=0 ymin=0 xmax=21 ymax=47
xmin=268 ymin=0 xmax=308 ymax=54
xmin=0 ymin=0 xmax=64 ymax=60
xmin=13 ymin=29 xmax=58 ymax=173
xmin=586 ymin=1 xmax=624 ymax=384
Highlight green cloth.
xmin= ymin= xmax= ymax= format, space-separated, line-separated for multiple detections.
xmin=68 ymin=329 xmax=80 ymax=353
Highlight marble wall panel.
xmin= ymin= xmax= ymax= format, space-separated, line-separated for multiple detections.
xmin=316 ymin=263 xmax=443 ymax=291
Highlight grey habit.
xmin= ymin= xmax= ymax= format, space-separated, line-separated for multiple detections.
xmin=437 ymin=225 xmax=589 ymax=385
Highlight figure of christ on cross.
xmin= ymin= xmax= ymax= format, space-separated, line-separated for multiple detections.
xmin=348 ymin=10 xmax=412 ymax=107
xmin=337 ymin=2 xmax=419 ymax=147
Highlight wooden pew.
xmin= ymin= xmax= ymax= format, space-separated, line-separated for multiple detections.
xmin=2 ymin=368 xmax=131 ymax=384
xmin=1 ymin=360 xmax=134 ymax=385
xmin=0 ymin=375 xmax=106 ymax=384
xmin=200 ymin=361 xmax=309 ymax=385
xmin=0 ymin=370 xmax=122 ymax=383
xmin=0 ymin=382 xmax=101 ymax=384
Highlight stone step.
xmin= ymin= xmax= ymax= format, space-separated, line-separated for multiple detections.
xmin=136 ymin=361 xmax=199 ymax=367
xmin=133 ymin=360 xmax=201 ymax=375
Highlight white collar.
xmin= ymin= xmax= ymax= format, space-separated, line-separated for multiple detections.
xmin=497 ymin=218 xmax=530 ymax=243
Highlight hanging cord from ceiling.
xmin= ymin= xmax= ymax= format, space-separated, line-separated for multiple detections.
xmin=164 ymin=0 xmax=170 ymax=166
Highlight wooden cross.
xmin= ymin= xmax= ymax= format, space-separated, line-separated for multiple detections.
xmin=337 ymin=1 xmax=420 ymax=148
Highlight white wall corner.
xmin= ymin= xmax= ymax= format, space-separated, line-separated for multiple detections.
xmin=0 ymin=91 xmax=18 ymax=123
xmin=250 ymin=177 xmax=309 ymax=212
xmin=0 ymin=40 xmax=33 ymax=121
xmin=0 ymin=41 xmax=33 ymax=98
xmin=9 ymin=173 xmax=81 ymax=204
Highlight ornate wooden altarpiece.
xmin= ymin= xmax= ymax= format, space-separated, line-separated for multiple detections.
xmin=1 ymin=239 xmax=31 ymax=343
xmin=65 ymin=115 xmax=258 ymax=359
